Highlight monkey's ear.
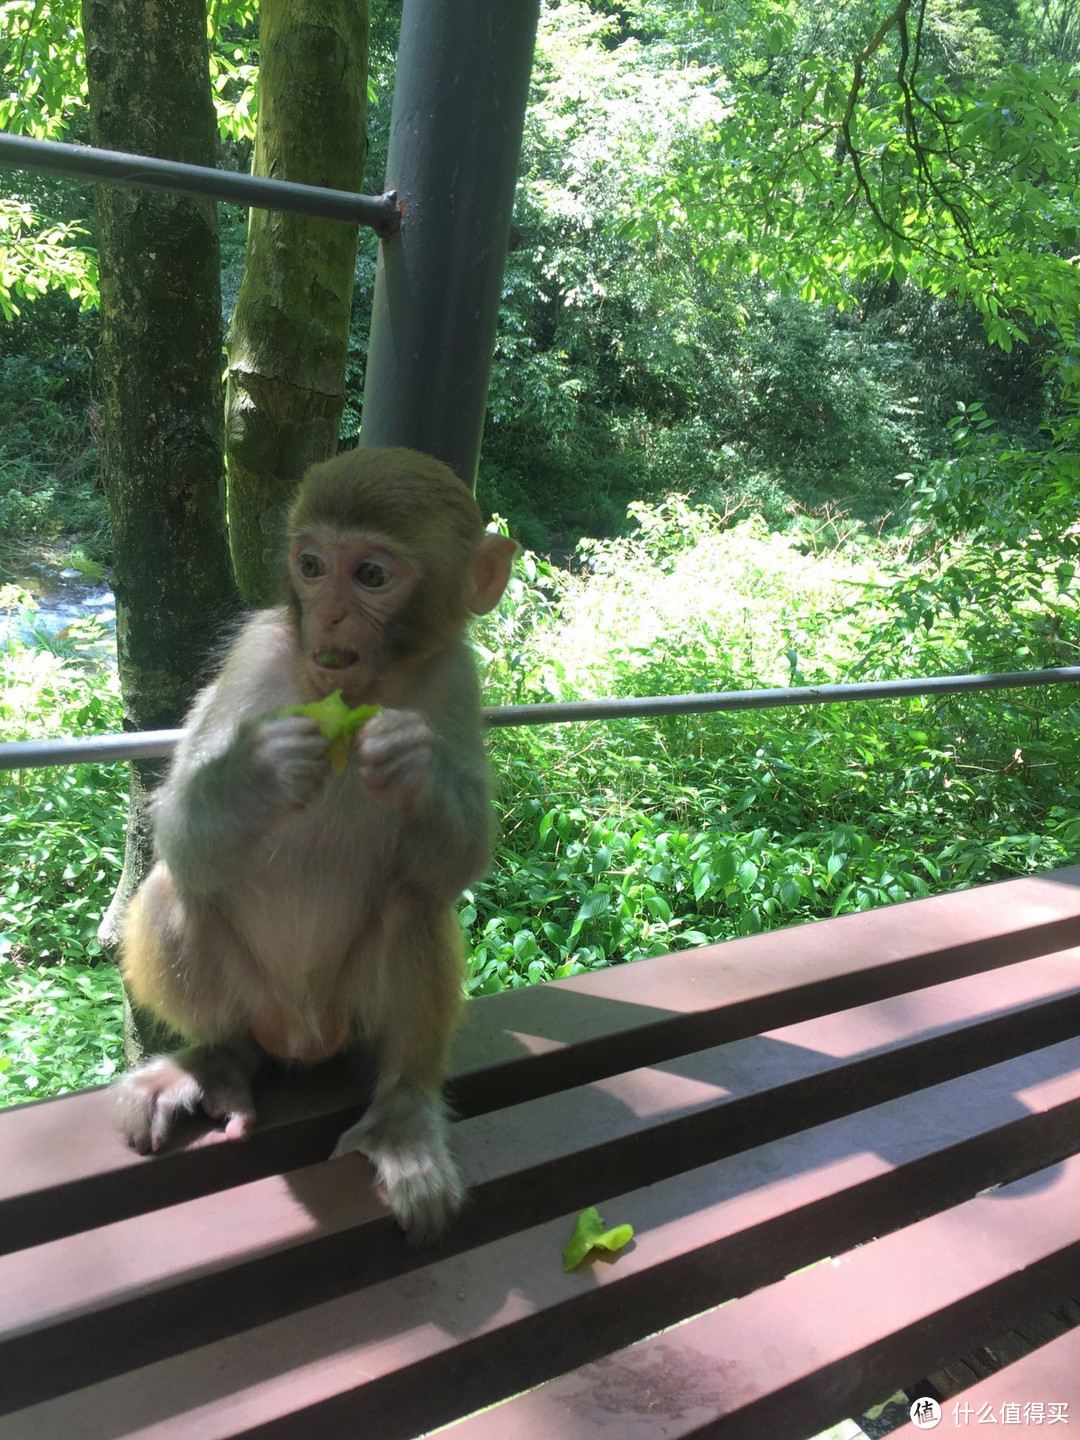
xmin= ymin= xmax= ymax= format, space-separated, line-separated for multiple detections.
xmin=468 ymin=533 xmax=518 ymax=615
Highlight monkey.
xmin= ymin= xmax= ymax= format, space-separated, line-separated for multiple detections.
xmin=113 ymin=447 xmax=517 ymax=1241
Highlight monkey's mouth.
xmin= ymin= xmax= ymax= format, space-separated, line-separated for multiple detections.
xmin=313 ymin=648 xmax=360 ymax=672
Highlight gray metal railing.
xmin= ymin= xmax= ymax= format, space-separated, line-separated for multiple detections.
xmin=0 ymin=132 xmax=402 ymax=236
xmin=2 ymin=666 xmax=1078 ymax=771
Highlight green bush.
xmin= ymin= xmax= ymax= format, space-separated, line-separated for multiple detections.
xmin=0 ymin=606 xmax=125 ymax=1100
xmin=0 ymin=959 xmax=123 ymax=1101
xmin=466 ymin=496 xmax=1080 ymax=993
xmin=2 ymin=488 xmax=1078 ymax=1089
xmin=0 ymin=342 xmax=107 ymax=565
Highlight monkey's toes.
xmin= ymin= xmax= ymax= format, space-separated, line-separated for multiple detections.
xmin=384 ymin=1155 xmax=466 ymax=1246
xmin=202 ymin=1090 xmax=256 ymax=1141
xmin=113 ymin=1055 xmax=256 ymax=1153
xmin=113 ymin=1058 xmax=202 ymax=1154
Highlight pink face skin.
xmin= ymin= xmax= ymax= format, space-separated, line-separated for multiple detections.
xmin=288 ymin=529 xmax=415 ymax=702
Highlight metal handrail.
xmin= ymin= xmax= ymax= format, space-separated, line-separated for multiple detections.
xmin=3 ymin=666 xmax=1079 ymax=771
xmin=0 ymin=132 xmax=403 ymax=236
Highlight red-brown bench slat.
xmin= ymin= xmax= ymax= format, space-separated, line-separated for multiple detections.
xmin=890 ymin=1326 xmax=1080 ymax=1435
xmin=1 ymin=944 xmax=1078 ymax=1414
xmin=450 ymin=863 xmax=1080 ymax=1108
xmin=3 ymin=869 xmax=1080 ymax=1437
xmin=4 ymin=865 xmax=1080 ymax=1251
xmin=3 ymin=1035 xmax=1080 ymax=1438
xmin=435 ymin=1153 xmax=1080 ymax=1440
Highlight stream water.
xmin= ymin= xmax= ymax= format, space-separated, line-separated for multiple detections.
xmin=2 ymin=563 xmax=115 ymax=648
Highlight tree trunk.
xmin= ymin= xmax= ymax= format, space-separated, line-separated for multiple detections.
xmin=83 ymin=0 xmax=240 ymax=1050
xmin=224 ymin=0 xmax=369 ymax=606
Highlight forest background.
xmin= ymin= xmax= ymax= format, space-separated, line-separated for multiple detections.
xmin=1 ymin=0 xmax=1079 ymax=1100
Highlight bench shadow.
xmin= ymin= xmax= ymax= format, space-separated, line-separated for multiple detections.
xmin=98 ymin=970 xmax=1078 ymax=1437
xmin=34 ymin=917 xmax=1079 ymax=1439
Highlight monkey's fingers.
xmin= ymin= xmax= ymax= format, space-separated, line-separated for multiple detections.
xmin=357 ymin=709 xmax=433 ymax=760
xmin=249 ymin=717 xmax=329 ymax=769
xmin=256 ymin=725 xmax=330 ymax=767
xmin=358 ymin=754 xmax=432 ymax=812
xmin=357 ymin=716 xmax=434 ymax=811
xmin=252 ymin=724 xmax=333 ymax=808
xmin=246 ymin=714 xmax=322 ymax=742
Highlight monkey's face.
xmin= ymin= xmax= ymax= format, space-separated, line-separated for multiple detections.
xmin=288 ymin=528 xmax=417 ymax=701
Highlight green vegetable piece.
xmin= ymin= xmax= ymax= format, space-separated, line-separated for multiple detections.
xmin=287 ymin=690 xmax=350 ymax=731
xmin=282 ymin=691 xmax=381 ymax=773
xmin=562 ymin=1206 xmax=634 ymax=1271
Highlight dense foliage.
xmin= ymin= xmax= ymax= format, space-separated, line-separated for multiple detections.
xmin=0 ymin=594 xmax=124 ymax=1098
xmin=0 ymin=312 xmax=105 ymax=569
xmin=473 ymin=0 xmax=1076 ymax=542
xmin=5 ymin=0 xmax=1076 ymax=549
xmin=1 ymin=0 xmax=1079 ymax=1097
xmin=3 ymin=490 xmax=1079 ymax=1094
xmin=465 ymin=497 xmax=1080 ymax=992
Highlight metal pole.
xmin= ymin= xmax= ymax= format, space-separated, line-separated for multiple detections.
xmin=358 ymin=0 xmax=541 ymax=486
xmin=0 ymin=732 xmax=182 ymax=771
xmin=483 ymin=665 xmax=1080 ymax=727
xmin=3 ymin=667 xmax=1079 ymax=771
xmin=0 ymin=131 xmax=402 ymax=236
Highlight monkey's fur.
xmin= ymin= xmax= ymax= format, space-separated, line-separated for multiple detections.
xmin=115 ymin=448 xmax=516 ymax=1240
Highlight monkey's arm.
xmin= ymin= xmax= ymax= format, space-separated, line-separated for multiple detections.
xmin=358 ymin=649 xmax=495 ymax=898
xmin=401 ymin=734 xmax=494 ymax=896
xmin=151 ymin=614 xmax=331 ymax=897
xmin=153 ymin=710 xmax=329 ymax=897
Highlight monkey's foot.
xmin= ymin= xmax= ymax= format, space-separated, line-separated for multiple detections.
xmin=332 ymin=1085 xmax=465 ymax=1244
xmin=114 ymin=1047 xmax=257 ymax=1155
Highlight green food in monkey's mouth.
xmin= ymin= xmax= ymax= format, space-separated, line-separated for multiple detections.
xmin=283 ymin=690 xmax=381 ymax=773
xmin=314 ymin=648 xmax=359 ymax=670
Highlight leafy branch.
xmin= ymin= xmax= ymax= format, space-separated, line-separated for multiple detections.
xmin=838 ymin=0 xmax=977 ymax=257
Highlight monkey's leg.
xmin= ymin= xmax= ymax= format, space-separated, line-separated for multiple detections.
xmin=332 ymin=903 xmax=465 ymax=1243
xmin=334 ymin=1075 xmax=463 ymax=1243
xmin=115 ymin=865 xmax=260 ymax=1154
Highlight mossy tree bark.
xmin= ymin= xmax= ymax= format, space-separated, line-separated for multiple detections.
xmin=83 ymin=0 xmax=240 ymax=1053
xmin=224 ymin=0 xmax=369 ymax=606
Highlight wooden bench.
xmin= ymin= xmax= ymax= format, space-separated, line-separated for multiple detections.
xmin=4 ymin=866 xmax=1080 ymax=1438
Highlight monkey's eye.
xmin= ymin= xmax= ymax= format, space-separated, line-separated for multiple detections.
xmin=296 ymin=552 xmax=325 ymax=580
xmin=354 ymin=561 xmax=392 ymax=589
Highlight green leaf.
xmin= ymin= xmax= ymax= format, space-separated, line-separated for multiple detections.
xmin=736 ymin=859 xmax=759 ymax=890
xmin=570 ymin=889 xmax=611 ymax=937
xmin=280 ymin=692 xmax=381 ymax=774
xmin=778 ymin=876 xmax=803 ymax=908
xmin=562 ymin=1207 xmax=635 ymax=1271
xmin=644 ymin=893 xmax=672 ymax=923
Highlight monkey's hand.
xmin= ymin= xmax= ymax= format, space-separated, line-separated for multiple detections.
xmin=238 ymin=712 xmax=331 ymax=812
xmin=114 ymin=1047 xmax=257 ymax=1155
xmin=355 ymin=709 xmax=434 ymax=813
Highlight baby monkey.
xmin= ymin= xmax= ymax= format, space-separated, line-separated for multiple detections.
xmin=115 ymin=447 xmax=517 ymax=1241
